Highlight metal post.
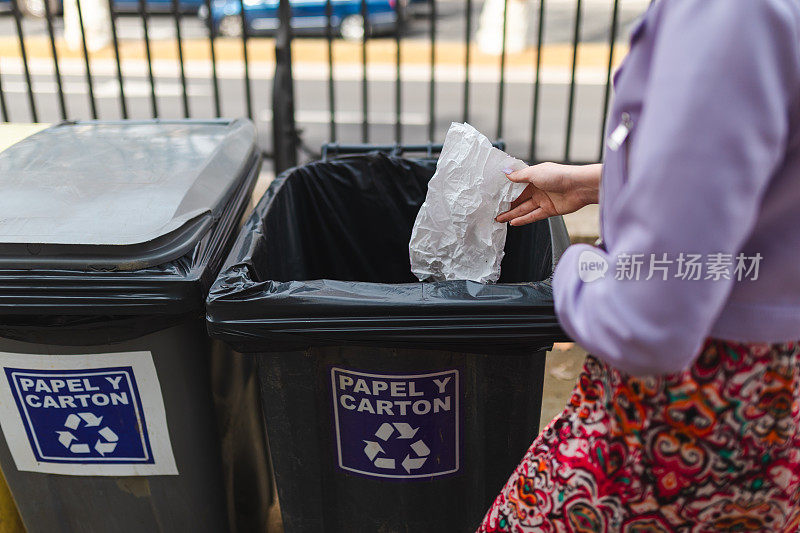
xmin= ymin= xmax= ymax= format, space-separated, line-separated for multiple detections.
xmin=360 ymin=0 xmax=369 ymax=142
xmin=139 ymin=0 xmax=159 ymax=118
xmin=172 ymin=0 xmax=190 ymax=118
xmin=462 ymin=0 xmax=473 ymax=123
xmin=107 ymin=0 xmax=128 ymax=118
xmin=273 ymin=0 xmax=298 ymax=172
xmin=44 ymin=0 xmax=67 ymax=120
xmin=394 ymin=0 xmax=403 ymax=144
xmin=237 ymin=0 xmax=253 ymax=120
xmin=564 ymin=0 xmax=583 ymax=162
xmin=204 ymin=0 xmax=222 ymax=117
xmin=326 ymin=0 xmax=336 ymax=142
xmin=528 ymin=0 xmax=546 ymax=162
xmin=495 ymin=0 xmax=508 ymax=140
xmin=599 ymin=0 xmax=620 ymax=160
xmin=428 ymin=0 xmax=436 ymax=144
xmin=10 ymin=0 xmax=38 ymax=122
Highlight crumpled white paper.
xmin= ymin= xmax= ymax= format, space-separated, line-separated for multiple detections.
xmin=409 ymin=122 xmax=528 ymax=283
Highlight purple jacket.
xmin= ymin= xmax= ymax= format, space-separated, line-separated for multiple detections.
xmin=552 ymin=0 xmax=800 ymax=375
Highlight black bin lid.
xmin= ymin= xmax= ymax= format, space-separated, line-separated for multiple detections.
xmin=0 ymin=119 xmax=256 ymax=271
xmin=0 ymin=119 xmax=261 ymax=346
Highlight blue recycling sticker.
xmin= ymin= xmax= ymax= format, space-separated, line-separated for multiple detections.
xmin=4 ymin=366 xmax=154 ymax=465
xmin=331 ymin=367 xmax=460 ymax=480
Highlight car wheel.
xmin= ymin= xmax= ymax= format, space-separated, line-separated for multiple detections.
xmin=340 ymin=14 xmax=367 ymax=41
xmin=20 ymin=0 xmax=54 ymax=17
xmin=218 ymin=15 xmax=244 ymax=38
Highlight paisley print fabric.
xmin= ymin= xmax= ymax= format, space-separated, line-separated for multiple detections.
xmin=478 ymin=339 xmax=800 ymax=532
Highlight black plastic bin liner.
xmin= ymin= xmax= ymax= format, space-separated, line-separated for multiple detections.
xmin=207 ymin=152 xmax=570 ymax=352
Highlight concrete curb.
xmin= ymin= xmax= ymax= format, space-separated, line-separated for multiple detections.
xmin=0 ymin=35 xmax=628 ymax=69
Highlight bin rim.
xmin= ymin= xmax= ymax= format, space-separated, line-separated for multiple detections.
xmin=207 ymin=152 xmax=571 ymax=353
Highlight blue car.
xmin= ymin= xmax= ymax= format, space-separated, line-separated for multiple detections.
xmin=19 ymin=0 xmax=206 ymax=18
xmin=112 ymin=0 xmax=207 ymax=12
xmin=200 ymin=0 xmax=403 ymax=40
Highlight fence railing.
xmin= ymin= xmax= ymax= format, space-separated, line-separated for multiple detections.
xmin=0 ymin=0 xmax=647 ymax=171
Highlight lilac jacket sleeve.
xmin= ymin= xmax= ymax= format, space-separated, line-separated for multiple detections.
xmin=552 ymin=0 xmax=799 ymax=375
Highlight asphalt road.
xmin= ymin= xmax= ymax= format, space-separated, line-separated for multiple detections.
xmin=0 ymin=0 xmax=648 ymax=163
xmin=0 ymin=68 xmax=614 ymax=162
xmin=0 ymin=0 xmax=647 ymax=44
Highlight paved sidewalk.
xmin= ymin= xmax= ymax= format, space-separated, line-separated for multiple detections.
xmin=0 ymin=468 xmax=22 ymax=533
xmin=564 ymin=204 xmax=600 ymax=243
xmin=0 ymin=35 xmax=628 ymax=70
xmin=541 ymin=343 xmax=585 ymax=431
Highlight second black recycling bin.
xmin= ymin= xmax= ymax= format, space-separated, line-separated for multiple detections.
xmin=0 ymin=120 xmax=271 ymax=532
xmin=207 ymin=151 xmax=570 ymax=532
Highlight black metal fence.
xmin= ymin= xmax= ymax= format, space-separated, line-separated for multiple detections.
xmin=0 ymin=0 xmax=647 ymax=171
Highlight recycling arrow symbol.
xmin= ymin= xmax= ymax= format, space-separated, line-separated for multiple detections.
xmin=363 ymin=422 xmax=431 ymax=474
xmin=56 ymin=413 xmax=119 ymax=456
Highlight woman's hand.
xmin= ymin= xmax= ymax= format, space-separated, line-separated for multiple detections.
xmin=497 ymin=163 xmax=602 ymax=226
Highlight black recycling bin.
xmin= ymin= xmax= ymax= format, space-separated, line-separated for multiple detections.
xmin=207 ymin=151 xmax=570 ymax=532
xmin=0 ymin=120 xmax=271 ymax=532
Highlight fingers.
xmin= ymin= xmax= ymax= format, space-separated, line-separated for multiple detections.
xmin=496 ymin=198 xmax=540 ymax=223
xmin=503 ymin=166 xmax=536 ymax=183
xmin=497 ymin=164 xmax=554 ymax=225
xmin=508 ymin=186 xmax=532 ymax=210
xmin=509 ymin=207 xmax=546 ymax=226
xmin=508 ymin=196 xmax=525 ymax=211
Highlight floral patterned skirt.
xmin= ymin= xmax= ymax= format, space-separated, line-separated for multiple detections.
xmin=478 ymin=339 xmax=800 ymax=532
